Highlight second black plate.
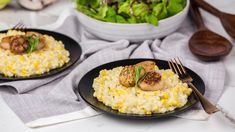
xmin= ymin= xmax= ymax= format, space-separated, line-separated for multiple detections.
xmin=0 ymin=29 xmax=82 ymax=81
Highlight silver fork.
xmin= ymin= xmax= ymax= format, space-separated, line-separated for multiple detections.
xmin=168 ymin=58 xmax=235 ymax=125
xmin=11 ymin=21 xmax=27 ymax=31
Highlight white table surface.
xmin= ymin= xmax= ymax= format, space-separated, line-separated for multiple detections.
xmin=0 ymin=0 xmax=235 ymax=132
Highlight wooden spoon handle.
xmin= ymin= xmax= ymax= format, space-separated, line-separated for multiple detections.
xmin=194 ymin=0 xmax=222 ymax=17
xmin=188 ymin=83 xmax=220 ymax=114
xmin=190 ymin=0 xmax=206 ymax=30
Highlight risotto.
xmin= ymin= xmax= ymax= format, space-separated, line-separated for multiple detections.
xmin=0 ymin=30 xmax=70 ymax=77
xmin=93 ymin=65 xmax=192 ymax=115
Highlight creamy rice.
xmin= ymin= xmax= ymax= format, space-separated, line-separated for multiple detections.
xmin=93 ymin=66 xmax=192 ymax=115
xmin=0 ymin=30 xmax=70 ymax=77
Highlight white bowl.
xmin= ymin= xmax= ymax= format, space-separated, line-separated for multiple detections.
xmin=76 ymin=0 xmax=190 ymax=42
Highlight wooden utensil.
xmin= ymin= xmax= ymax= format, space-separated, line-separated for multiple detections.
xmin=194 ymin=0 xmax=235 ymax=39
xmin=189 ymin=1 xmax=232 ymax=61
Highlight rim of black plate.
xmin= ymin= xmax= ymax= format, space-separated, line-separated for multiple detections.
xmin=78 ymin=59 xmax=205 ymax=119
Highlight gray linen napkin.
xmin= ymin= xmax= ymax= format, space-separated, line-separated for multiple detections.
xmin=0 ymin=16 xmax=225 ymax=125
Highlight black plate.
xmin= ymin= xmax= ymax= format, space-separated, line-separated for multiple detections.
xmin=0 ymin=29 xmax=82 ymax=80
xmin=78 ymin=59 xmax=205 ymax=119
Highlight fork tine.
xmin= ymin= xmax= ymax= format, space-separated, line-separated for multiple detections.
xmin=177 ymin=57 xmax=187 ymax=74
xmin=18 ymin=22 xmax=25 ymax=30
xmin=19 ymin=23 xmax=26 ymax=30
xmin=12 ymin=22 xmax=26 ymax=31
xmin=168 ymin=61 xmax=176 ymax=73
xmin=17 ymin=23 xmax=23 ymax=29
xmin=12 ymin=22 xmax=21 ymax=30
xmin=168 ymin=61 xmax=173 ymax=71
xmin=170 ymin=59 xmax=179 ymax=75
xmin=174 ymin=58 xmax=183 ymax=75
xmin=168 ymin=61 xmax=173 ymax=70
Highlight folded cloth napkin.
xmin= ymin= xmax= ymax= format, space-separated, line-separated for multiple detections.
xmin=0 ymin=15 xmax=225 ymax=127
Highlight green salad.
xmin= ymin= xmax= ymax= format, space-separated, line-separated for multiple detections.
xmin=76 ymin=0 xmax=187 ymax=26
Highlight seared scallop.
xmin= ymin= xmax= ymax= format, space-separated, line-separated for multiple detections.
xmin=10 ymin=35 xmax=29 ymax=54
xmin=0 ymin=36 xmax=13 ymax=50
xmin=135 ymin=61 xmax=155 ymax=76
xmin=35 ymin=36 xmax=46 ymax=50
xmin=1 ymin=35 xmax=29 ymax=54
xmin=119 ymin=65 xmax=135 ymax=87
xmin=139 ymin=71 xmax=164 ymax=91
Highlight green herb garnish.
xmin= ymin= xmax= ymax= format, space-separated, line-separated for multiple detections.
xmin=134 ymin=66 xmax=143 ymax=87
xmin=26 ymin=36 xmax=39 ymax=53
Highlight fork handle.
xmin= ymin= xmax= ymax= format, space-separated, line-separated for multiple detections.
xmin=188 ymin=83 xmax=220 ymax=114
xmin=189 ymin=83 xmax=235 ymax=126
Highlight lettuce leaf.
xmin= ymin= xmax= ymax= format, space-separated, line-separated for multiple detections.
xmin=145 ymin=14 xmax=158 ymax=26
xmin=118 ymin=1 xmax=131 ymax=15
xmin=132 ymin=3 xmax=149 ymax=17
xmin=167 ymin=0 xmax=185 ymax=16
xmin=116 ymin=15 xmax=127 ymax=23
xmin=127 ymin=16 xmax=137 ymax=23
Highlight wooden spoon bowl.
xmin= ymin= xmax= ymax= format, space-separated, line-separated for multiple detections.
xmin=189 ymin=0 xmax=233 ymax=61
xmin=189 ymin=29 xmax=232 ymax=61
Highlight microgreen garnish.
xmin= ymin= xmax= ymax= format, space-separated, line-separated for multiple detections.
xmin=26 ymin=36 xmax=39 ymax=53
xmin=135 ymin=66 xmax=143 ymax=87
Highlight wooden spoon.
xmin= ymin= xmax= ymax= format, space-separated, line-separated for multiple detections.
xmin=189 ymin=1 xmax=232 ymax=61
xmin=194 ymin=0 xmax=235 ymax=39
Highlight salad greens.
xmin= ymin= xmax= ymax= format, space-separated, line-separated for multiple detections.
xmin=76 ymin=0 xmax=186 ymax=26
